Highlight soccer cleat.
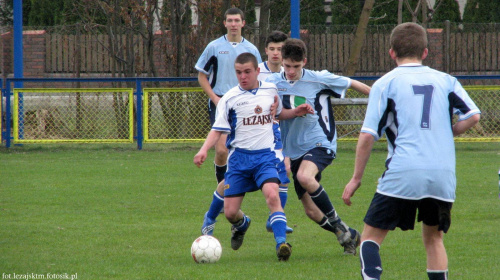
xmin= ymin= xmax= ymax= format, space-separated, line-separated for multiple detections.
xmin=266 ymin=220 xmax=294 ymax=234
xmin=276 ymin=242 xmax=292 ymax=261
xmin=201 ymin=212 xmax=216 ymax=236
xmin=231 ymin=217 xmax=251 ymax=250
xmin=343 ymin=228 xmax=361 ymax=255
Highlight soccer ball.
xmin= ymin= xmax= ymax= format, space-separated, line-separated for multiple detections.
xmin=191 ymin=235 xmax=222 ymax=264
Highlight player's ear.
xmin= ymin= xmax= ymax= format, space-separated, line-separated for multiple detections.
xmin=303 ymin=58 xmax=307 ymax=66
xmin=389 ymin=48 xmax=397 ymax=60
xmin=421 ymin=48 xmax=429 ymax=60
xmin=241 ymin=20 xmax=246 ymax=27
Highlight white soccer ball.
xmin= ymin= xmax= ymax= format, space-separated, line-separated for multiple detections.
xmin=191 ymin=235 xmax=222 ymax=264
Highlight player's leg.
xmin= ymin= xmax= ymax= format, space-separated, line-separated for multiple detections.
xmin=422 ymin=224 xmax=448 ymax=280
xmin=201 ymin=180 xmax=225 ymax=235
xmin=418 ymin=198 xmax=452 ymax=280
xmin=214 ymin=134 xmax=228 ymax=183
xmin=295 ymin=157 xmax=360 ymax=254
xmin=224 ymin=195 xmax=250 ymax=250
xmin=262 ymin=180 xmax=291 ymax=261
xmin=208 ymin=99 xmax=228 ymax=184
xmin=359 ymin=224 xmax=389 ymax=280
xmin=266 ymin=159 xmax=293 ymax=233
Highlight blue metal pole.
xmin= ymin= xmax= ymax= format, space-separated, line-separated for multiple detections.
xmin=135 ymin=79 xmax=143 ymax=150
xmin=5 ymin=81 xmax=11 ymax=148
xmin=290 ymin=0 xmax=300 ymax=39
xmin=13 ymin=0 xmax=23 ymax=89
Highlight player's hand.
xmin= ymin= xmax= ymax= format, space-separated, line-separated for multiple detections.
xmin=342 ymin=179 xmax=361 ymax=206
xmin=270 ymin=95 xmax=279 ymax=119
xmin=193 ymin=152 xmax=207 ymax=168
xmin=294 ymin=104 xmax=314 ymax=117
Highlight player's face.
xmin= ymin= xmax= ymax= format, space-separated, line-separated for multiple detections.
xmin=235 ymin=62 xmax=260 ymax=91
xmin=282 ymin=58 xmax=306 ymax=81
xmin=265 ymin=42 xmax=284 ymax=66
xmin=224 ymin=14 xmax=245 ymax=37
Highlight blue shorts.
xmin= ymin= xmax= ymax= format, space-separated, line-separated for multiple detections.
xmin=364 ymin=193 xmax=453 ymax=233
xmin=224 ymin=148 xmax=281 ymax=197
xmin=277 ymin=160 xmax=290 ymax=185
xmin=290 ymin=147 xmax=335 ymax=199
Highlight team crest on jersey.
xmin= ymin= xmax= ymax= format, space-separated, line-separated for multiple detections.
xmin=254 ymin=105 xmax=263 ymax=114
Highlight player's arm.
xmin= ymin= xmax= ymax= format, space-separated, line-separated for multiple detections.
xmin=349 ymin=79 xmax=371 ymax=95
xmin=198 ymin=72 xmax=222 ymax=106
xmin=342 ymin=132 xmax=375 ymax=206
xmin=453 ymin=113 xmax=480 ymax=136
xmin=194 ymin=130 xmax=223 ymax=168
xmin=277 ymin=104 xmax=315 ymax=120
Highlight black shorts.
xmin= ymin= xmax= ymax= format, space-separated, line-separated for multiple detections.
xmin=290 ymin=147 xmax=336 ymax=199
xmin=364 ymin=193 xmax=453 ymax=233
xmin=208 ymin=96 xmax=222 ymax=126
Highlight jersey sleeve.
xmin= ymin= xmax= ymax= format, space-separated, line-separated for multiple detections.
xmin=360 ymin=82 xmax=388 ymax=140
xmin=318 ymin=70 xmax=351 ymax=99
xmin=450 ymin=80 xmax=481 ymax=121
xmin=194 ymin=43 xmax=215 ymax=75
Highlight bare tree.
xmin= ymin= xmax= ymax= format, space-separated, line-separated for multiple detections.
xmin=344 ymin=0 xmax=375 ymax=76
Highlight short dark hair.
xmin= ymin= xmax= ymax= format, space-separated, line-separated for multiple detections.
xmin=281 ymin=38 xmax=307 ymax=62
xmin=235 ymin=52 xmax=258 ymax=69
xmin=265 ymin=31 xmax=288 ymax=47
xmin=224 ymin=7 xmax=245 ymax=21
xmin=390 ymin=22 xmax=428 ymax=59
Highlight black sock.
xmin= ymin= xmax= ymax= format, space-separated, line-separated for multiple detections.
xmin=427 ymin=270 xmax=448 ymax=280
xmin=309 ymin=185 xmax=336 ymax=219
xmin=214 ymin=163 xmax=227 ymax=183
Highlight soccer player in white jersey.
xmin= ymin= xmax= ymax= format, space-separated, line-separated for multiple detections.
xmin=199 ymin=31 xmax=292 ymax=236
xmin=194 ymin=53 xmax=313 ymax=261
xmin=195 ymin=7 xmax=262 ymax=185
xmin=342 ymin=23 xmax=480 ymax=280
xmin=267 ymin=38 xmax=371 ymax=255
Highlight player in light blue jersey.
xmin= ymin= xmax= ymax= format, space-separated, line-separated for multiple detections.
xmin=267 ymin=38 xmax=371 ymax=256
xmin=342 ymin=23 xmax=481 ymax=280
xmin=194 ymin=53 xmax=313 ymax=261
xmin=195 ymin=7 xmax=262 ymax=185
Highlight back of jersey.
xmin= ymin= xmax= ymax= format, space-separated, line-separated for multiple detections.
xmin=362 ymin=64 xmax=480 ymax=200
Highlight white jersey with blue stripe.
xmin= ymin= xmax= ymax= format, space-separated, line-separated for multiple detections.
xmin=212 ymin=81 xmax=283 ymax=152
xmin=266 ymin=69 xmax=351 ymax=159
xmin=258 ymin=61 xmax=283 ymax=82
xmin=195 ymin=35 xmax=262 ymax=96
xmin=362 ymin=64 xmax=481 ymax=202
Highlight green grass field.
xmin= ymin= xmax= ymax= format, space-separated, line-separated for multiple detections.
xmin=1 ymin=142 xmax=499 ymax=280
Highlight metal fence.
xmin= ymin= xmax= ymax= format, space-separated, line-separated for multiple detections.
xmin=3 ymin=77 xmax=498 ymax=149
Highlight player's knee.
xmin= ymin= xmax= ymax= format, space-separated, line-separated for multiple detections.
xmin=296 ymin=172 xmax=315 ymax=189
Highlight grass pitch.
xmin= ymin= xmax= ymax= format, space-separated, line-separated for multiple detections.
xmin=0 ymin=142 xmax=499 ymax=279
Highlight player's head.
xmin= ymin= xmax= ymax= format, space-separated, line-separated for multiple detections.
xmin=390 ymin=22 xmax=428 ymax=61
xmin=265 ymin=31 xmax=288 ymax=67
xmin=234 ymin=52 xmax=260 ymax=90
xmin=224 ymin=8 xmax=245 ymax=37
xmin=281 ymin=38 xmax=307 ymax=81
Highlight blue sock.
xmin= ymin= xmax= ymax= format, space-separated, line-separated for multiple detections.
xmin=269 ymin=212 xmax=287 ymax=246
xmin=279 ymin=186 xmax=288 ymax=209
xmin=206 ymin=191 xmax=224 ymax=220
xmin=427 ymin=270 xmax=448 ymax=280
xmin=360 ymin=240 xmax=382 ymax=280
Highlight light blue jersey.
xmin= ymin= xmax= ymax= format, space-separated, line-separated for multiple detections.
xmin=266 ymin=69 xmax=351 ymax=159
xmin=195 ymin=35 xmax=262 ymax=96
xmin=362 ymin=64 xmax=481 ymax=202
